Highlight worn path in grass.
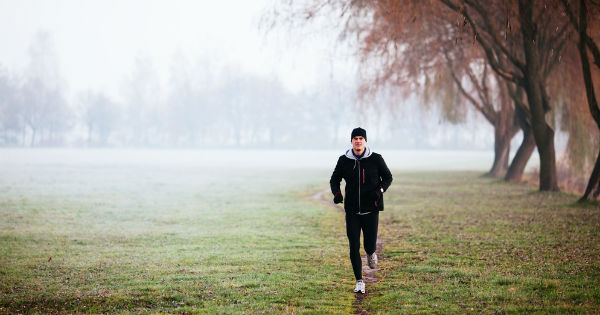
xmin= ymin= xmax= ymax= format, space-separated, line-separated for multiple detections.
xmin=312 ymin=189 xmax=386 ymax=315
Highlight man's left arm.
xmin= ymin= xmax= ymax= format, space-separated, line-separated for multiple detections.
xmin=378 ymin=155 xmax=393 ymax=192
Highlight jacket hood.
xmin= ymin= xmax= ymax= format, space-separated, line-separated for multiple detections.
xmin=345 ymin=146 xmax=372 ymax=160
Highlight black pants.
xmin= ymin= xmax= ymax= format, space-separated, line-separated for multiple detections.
xmin=345 ymin=211 xmax=379 ymax=280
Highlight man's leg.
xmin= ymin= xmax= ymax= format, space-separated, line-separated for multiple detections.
xmin=361 ymin=212 xmax=379 ymax=256
xmin=345 ymin=212 xmax=362 ymax=280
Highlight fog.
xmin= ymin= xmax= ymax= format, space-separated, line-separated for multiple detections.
xmin=0 ymin=0 xmax=500 ymax=151
xmin=1 ymin=148 xmax=536 ymax=172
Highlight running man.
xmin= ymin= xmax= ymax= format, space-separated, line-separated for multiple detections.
xmin=330 ymin=127 xmax=393 ymax=294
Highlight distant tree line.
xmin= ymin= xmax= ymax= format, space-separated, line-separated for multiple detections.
xmin=0 ymin=32 xmax=496 ymax=151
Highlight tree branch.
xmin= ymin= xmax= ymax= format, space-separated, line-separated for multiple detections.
xmin=561 ymin=0 xmax=600 ymax=68
xmin=439 ymin=0 xmax=523 ymax=84
xmin=462 ymin=0 xmax=527 ymax=71
xmin=578 ymin=0 xmax=600 ymax=129
xmin=506 ymin=81 xmax=531 ymax=122
xmin=444 ymin=49 xmax=496 ymax=123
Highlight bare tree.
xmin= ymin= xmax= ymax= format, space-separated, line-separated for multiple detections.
xmin=79 ymin=90 xmax=118 ymax=146
xmin=0 ymin=68 xmax=22 ymax=145
xmin=121 ymin=56 xmax=162 ymax=146
xmin=21 ymin=31 xmax=71 ymax=146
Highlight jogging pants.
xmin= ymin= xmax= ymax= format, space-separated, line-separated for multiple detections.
xmin=345 ymin=211 xmax=379 ymax=280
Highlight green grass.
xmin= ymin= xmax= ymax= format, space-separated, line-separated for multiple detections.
xmin=371 ymin=171 xmax=600 ymax=314
xmin=0 ymin=166 xmax=352 ymax=314
xmin=1 ymin=166 xmax=599 ymax=314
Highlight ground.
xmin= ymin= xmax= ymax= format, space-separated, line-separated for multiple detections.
xmin=1 ymin=162 xmax=598 ymax=314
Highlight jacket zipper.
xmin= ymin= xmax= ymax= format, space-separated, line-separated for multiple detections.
xmin=358 ymin=160 xmax=361 ymax=213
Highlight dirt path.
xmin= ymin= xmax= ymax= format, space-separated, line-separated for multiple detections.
xmin=311 ymin=189 xmax=386 ymax=315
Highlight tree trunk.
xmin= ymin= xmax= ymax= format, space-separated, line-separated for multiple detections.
xmin=488 ymin=128 xmax=511 ymax=177
xmin=30 ymin=126 xmax=36 ymax=147
xmin=21 ymin=127 xmax=26 ymax=146
xmin=524 ymin=81 xmax=559 ymax=191
xmin=487 ymin=81 xmax=519 ymax=177
xmin=581 ymin=151 xmax=600 ymax=201
xmin=519 ymin=0 xmax=559 ymax=191
xmin=576 ymin=0 xmax=600 ymax=201
xmin=505 ymin=126 xmax=536 ymax=182
xmin=87 ymin=124 xmax=93 ymax=146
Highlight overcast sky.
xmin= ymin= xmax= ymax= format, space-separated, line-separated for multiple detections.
xmin=0 ymin=0 xmax=356 ymax=99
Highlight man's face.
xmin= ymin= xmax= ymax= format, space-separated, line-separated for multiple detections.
xmin=352 ymin=136 xmax=366 ymax=153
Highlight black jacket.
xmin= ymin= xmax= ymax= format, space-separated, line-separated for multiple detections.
xmin=330 ymin=147 xmax=393 ymax=214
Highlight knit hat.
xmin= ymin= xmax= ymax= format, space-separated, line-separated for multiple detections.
xmin=351 ymin=127 xmax=367 ymax=142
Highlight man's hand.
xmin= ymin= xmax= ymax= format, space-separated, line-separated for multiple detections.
xmin=371 ymin=187 xmax=382 ymax=202
xmin=334 ymin=192 xmax=343 ymax=204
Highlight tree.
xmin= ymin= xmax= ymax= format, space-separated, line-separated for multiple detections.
xmin=121 ymin=56 xmax=162 ymax=146
xmin=277 ymin=0 xmax=572 ymax=190
xmin=504 ymin=85 xmax=536 ymax=182
xmin=440 ymin=0 xmax=572 ymax=191
xmin=560 ymin=0 xmax=600 ymax=201
xmin=287 ymin=0 xmax=525 ymax=177
xmin=79 ymin=90 xmax=118 ymax=146
xmin=167 ymin=51 xmax=201 ymax=146
xmin=0 ymin=67 xmax=22 ymax=145
xmin=20 ymin=31 xmax=72 ymax=146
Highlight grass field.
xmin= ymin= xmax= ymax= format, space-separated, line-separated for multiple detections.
xmin=0 ymin=151 xmax=598 ymax=314
xmin=373 ymin=172 xmax=599 ymax=314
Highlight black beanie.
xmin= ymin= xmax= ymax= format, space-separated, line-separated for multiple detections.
xmin=351 ymin=127 xmax=367 ymax=142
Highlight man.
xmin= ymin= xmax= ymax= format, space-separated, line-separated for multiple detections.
xmin=330 ymin=127 xmax=393 ymax=294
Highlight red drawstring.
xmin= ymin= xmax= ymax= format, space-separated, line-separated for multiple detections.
xmin=362 ymin=169 xmax=365 ymax=184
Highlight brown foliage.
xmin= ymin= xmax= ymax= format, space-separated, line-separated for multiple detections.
xmin=553 ymin=46 xmax=600 ymax=176
xmin=272 ymin=0 xmax=599 ymax=193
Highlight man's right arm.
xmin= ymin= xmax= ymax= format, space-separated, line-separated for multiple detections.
xmin=330 ymin=156 xmax=343 ymax=195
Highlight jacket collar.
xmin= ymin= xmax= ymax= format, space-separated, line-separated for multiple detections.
xmin=345 ymin=146 xmax=372 ymax=160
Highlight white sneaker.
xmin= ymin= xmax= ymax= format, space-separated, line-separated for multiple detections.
xmin=354 ymin=280 xmax=365 ymax=293
xmin=367 ymin=253 xmax=378 ymax=269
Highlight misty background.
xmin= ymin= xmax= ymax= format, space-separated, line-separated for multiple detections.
xmin=0 ymin=0 xmax=510 ymax=152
